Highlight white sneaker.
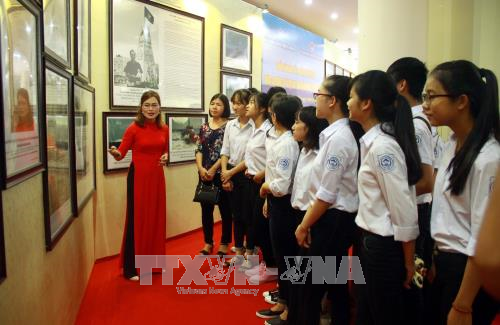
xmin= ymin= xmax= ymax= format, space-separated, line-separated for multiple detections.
xmin=249 ymin=268 xmax=278 ymax=284
xmin=245 ymin=263 xmax=263 ymax=277
xmin=230 ymin=246 xmax=236 ymax=253
xmin=238 ymin=256 xmax=258 ymax=272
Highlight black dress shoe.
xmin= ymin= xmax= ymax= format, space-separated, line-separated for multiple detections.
xmin=199 ymin=244 xmax=213 ymax=255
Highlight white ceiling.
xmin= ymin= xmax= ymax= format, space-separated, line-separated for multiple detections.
xmin=242 ymin=0 xmax=358 ymax=55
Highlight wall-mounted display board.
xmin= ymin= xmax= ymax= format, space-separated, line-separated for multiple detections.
xmin=43 ymin=59 xmax=75 ymax=250
xmin=0 ymin=0 xmax=45 ymax=189
xmin=165 ymin=113 xmax=207 ymax=165
xmin=220 ymin=71 xmax=251 ymax=100
xmin=220 ymin=24 xmax=252 ymax=74
xmin=43 ymin=0 xmax=72 ymax=69
xmin=73 ymin=81 xmax=95 ymax=210
xmin=102 ymin=111 xmax=136 ymax=173
xmin=110 ymin=0 xmax=204 ymax=111
xmin=74 ymin=0 xmax=91 ymax=82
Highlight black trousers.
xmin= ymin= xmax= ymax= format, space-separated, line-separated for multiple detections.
xmin=426 ymin=251 xmax=499 ymax=325
xmin=228 ymin=169 xmax=251 ymax=249
xmin=123 ymin=164 xmax=136 ymax=278
xmin=355 ymin=230 xmax=406 ymax=325
xmin=248 ymin=179 xmax=275 ymax=266
xmin=200 ymin=173 xmax=232 ymax=245
xmin=268 ymin=194 xmax=300 ymax=305
xmin=288 ymin=208 xmax=356 ymax=325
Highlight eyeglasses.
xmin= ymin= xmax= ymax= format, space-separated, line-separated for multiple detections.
xmin=421 ymin=93 xmax=455 ymax=104
xmin=142 ymin=103 xmax=160 ymax=109
xmin=313 ymin=92 xmax=332 ymax=100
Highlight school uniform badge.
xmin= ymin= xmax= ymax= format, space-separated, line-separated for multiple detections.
xmin=326 ymin=155 xmax=342 ymax=171
xmin=377 ymin=154 xmax=395 ymax=172
xmin=277 ymin=157 xmax=290 ymax=170
xmin=415 ymin=134 xmax=422 ymax=144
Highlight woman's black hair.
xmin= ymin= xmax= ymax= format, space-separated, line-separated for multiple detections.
xmin=387 ymin=57 xmax=428 ymax=101
xmin=250 ymin=92 xmax=270 ymax=120
xmin=209 ymin=93 xmax=230 ymax=118
xmin=323 ymin=75 xmax=365 ymax=146
xmin=351 ymin=70 xmax=422 ymax=185
xmin=430 ymin=60 xmax=500 ymax=195
xmin=248 ymin=87 xmax=259 ymax=95
xmin=296 ymin=106 xmax=328 ymax=150
xmin=271 ymin=94 xmax=302 ymax=130
xmin=267 ymin=86 xmax=287 ymax=101
xmin=231 ymin=88 xmax=252 ymax=106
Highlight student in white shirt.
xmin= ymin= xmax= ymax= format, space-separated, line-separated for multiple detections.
xmin=348 ymin=70 xmax=422 ymax=325
xmin=422 ymin=60 xmax=500 ymax=325
xmin=256 ymin=94 xmax=301 ymax=321
xmin=291 ymin=76 xmax=363 ymax=325
xmin=240 ymin=92 xmax=274 ymax=274
xmin=220 ymin=89 xmax=254 ymax=262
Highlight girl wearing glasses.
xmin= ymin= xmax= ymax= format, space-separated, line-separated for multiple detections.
xmin=348 ymin=71 xmax=422 ymax=324
xmin=291 ymin=76 xmax=363 ymax=325
xmin=108 ymin=90 xmax=169 ymax=281
xmin=422 ymin=60 xmax=500 ymax=325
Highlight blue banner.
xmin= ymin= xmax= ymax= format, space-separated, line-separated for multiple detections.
xmin=262 ymin=13 xmax=324 ymax=106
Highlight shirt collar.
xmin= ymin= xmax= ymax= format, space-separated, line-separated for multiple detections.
xmin=360 ymin=123 xmax=382 ymax=148
xmin=233 ymin=117 xmax=254 ymax=129
xmin=412 ymin=104 xmax=423 ymax=115
xmin=257 ymin=119 xmax=272 ymax=132
xmin=320 ymin=118 xmax=348 ymax=143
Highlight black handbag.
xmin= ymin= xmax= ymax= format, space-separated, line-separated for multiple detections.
xmin=193 ymin=180 xmax=220 ymax=204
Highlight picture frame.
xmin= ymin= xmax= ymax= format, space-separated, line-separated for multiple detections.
xmin=110 ymin=0 xmax=205 ymax=110
xmin=102 ymin=111 xmax=136 ymax=173
xmin=324 ymin=60 xmax=335 ymax=78
xmin=165 ymin=113 xmax=207 ymax=165
xmin=43 ymin=0 xmax=71 ymax=69
xmin=43 ymin=59 xmax=75 ymax=250
xmin=220 ymin=71 xmax=252 ymax=100
xmin=220 ymin=24 xmax=252 ymax=74
xmin=74 ymin=0 xmax=91 ymax=83
xmin=73 ymin=80 xmax=95 ymax=211
xmin=336 ymin=66 xmax=344 ymax=76
xmin=0 ymin=189 xmax=5 ymax=282
xmin=0 ymin=0 xmax=45 ymax=189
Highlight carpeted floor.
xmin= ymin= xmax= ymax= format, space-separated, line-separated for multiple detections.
xmin=76 ymin=223 xmax=500 ymax=325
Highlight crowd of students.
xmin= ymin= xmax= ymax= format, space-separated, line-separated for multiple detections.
xmin=194 ymin=58 xmax=500 ymax=325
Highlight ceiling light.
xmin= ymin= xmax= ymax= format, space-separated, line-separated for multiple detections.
xmin=262 ymin=4 xmax=269 ymax=13
xmin=305 ymin=0 xmax=312 ymax=5
xmin=353 ymin=27 xmax=359 ymax=34
xmin=330 ymin=12 xmax=339 ymax=20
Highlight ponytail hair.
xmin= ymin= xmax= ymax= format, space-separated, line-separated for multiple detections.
xmin=430 ymin=60 xmax=500 ymax=195
xmin=351 ymin=70 xmax=422 ymax=185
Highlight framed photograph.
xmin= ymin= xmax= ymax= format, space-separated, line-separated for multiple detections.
xmin=103 ymin=111 xmax=136 ymax=173
xmin=0 ymin=189 xmax=5 ymax=281
xmin=221 ymin=24 xmax=252 ymax=74
xmin=74 ymin=81 xmax=95 ymax=210
xmin=343 ymin=69 xmax=351 ymax=77
xmin=324 ymin=60 xmax=335 ymax=78
xmin=43 ymin=0 xmax=71 ymax=69
xmin=220 ymin=71 xmax=251 ymax=100
xmin=74 ymin=0 xmax=91 ymax=82
xmin=43 ymin=59 xmax=75 ymax=250
xmin=165 ymin=113 xmax=207 ymax=165
xmin=110 ymin=0 xmax=204 ymax=110
xmin=336 ymin=66 xmax=344 ymax=76
xmin=0 ymin=0 xmax=45 ymax=189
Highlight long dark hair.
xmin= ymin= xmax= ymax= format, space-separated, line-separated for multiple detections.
xmin=135 ymin=90 xmax=163 ymax=128
xmin=296 ymin=106 xmax=328 ymax=150
xmin=323 ymin=75 xmax=364 ymax=145
xmin=272 ymin=94 xmax=302 ymax=130
xmin=250 ymin=92 xmax=270 ymax=120
xmin=351 ymin=70 xmax=422 ymax=185
xmin=231 ymin=88 xmax=251 ymax=106
xmin=431 ymin=60 xmax=500 ymax=194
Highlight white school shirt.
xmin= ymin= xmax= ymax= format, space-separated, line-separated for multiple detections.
xmin=309 ymin=118 xmax=359 ymax=213
xmin=291 ymin=148 xmax=318 ymax=211
xmin=431 ymin=135 xmax=500 ymax=256
xmin=355 ymin=124 xmax=419 ymax=242
xmin=220 ymin=118 xmax=254 ymax=166
xmin=265 ymin=130 xmax=300 ymax=197
xmin=412 ymin=105 xmax=433 ymax=204
xmin=432 ymin=128 xmax=445 ymax=170
xmin=244 ymin=119 xmax=273 ymax=175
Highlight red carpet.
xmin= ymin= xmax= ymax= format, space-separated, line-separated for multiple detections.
xmin=76 ymin=223 xmax=500 ymax=325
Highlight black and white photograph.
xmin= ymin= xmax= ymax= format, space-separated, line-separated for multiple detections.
xmin=103 ymin=112 xmax=135 ymax=173
xmin=221 ymin=24 xmax=252 ymax=74
xmin=0 ymin=0 xmax=44 ymax=188
xmin=166 ymin=113 xmax=207 ymax=164
xmin=74 ymin=82 xmax=95 ymax=209
xmin=75 ymin=0 xmax=91 ymax=82
xmin=110 ymin=0 xmax=204 ymax=110
xmin=324 ymin=59 xmax=334 ymax=77
xmin=43 ymin=0 xmax=71 ymax=68
xmin=44 ymin=62 xmax=74 ymax=247
xmin=220 ymin=71 xmax=251 ymax=100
